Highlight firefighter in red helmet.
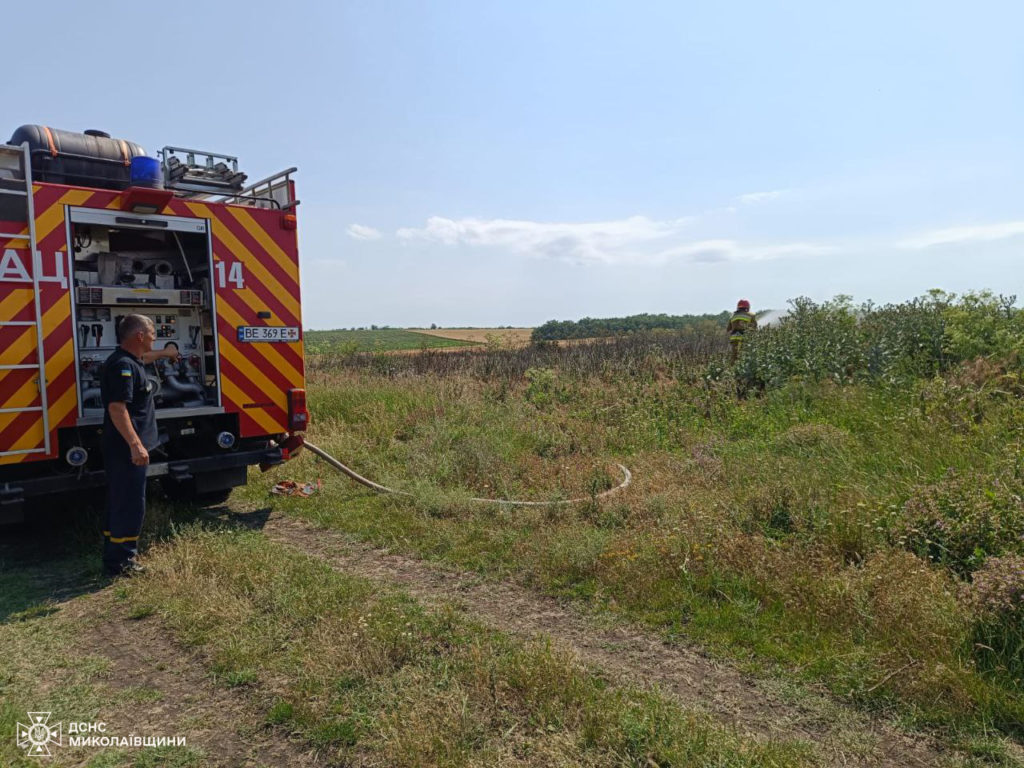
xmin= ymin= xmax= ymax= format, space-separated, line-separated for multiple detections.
xmin=727 ymin=299 xmax=757 ymax=362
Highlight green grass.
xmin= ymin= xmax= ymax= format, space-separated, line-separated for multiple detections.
xmin=233 ymin=359 xmax=1024 ymax=757
xmin=123 ymin=526 xmax=814 ymax=767
xmin=0 ymin=510 xmax=205 ymax=767
xmin=305 ymin=328 xmax=480 ymax=353
xmin=0 ymin=500 xmax=218 ymax=768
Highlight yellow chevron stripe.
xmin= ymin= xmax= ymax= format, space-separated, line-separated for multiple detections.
xmin=216 ymin=335 xmax=289 ymax=410
xmin=0 ymin=293 xmax=69 ymax=374
xmin=216 ymin=296 xmax=303 ymax=386
xmin=0 ymin=279 xmax=72 ymax=373
xmin=232 ymin=287 xmax=278 ymax=322
xmin=225 ymin=207 xmax=299 ymax=285
xmin=0 ymin=327 xmax=36 ymax=365
xmin=0 ymin=412 xmax=44 ymax=451
xmin=0 ymin=287 xmax=33 ymax=320
xmin=219 ymin=370 xmax=282 ymax=434
xmin=184 ymin=203 xmax=300 ymax=319
xmin=40 ymin=295 xmax=71 ymax=341
xmin=0 ymin=371 xmax=40 ymax=410
xmin=47 ymin=381 xmax=78 ymax=432
xmin=44 ymin=337 xmax=75 ymax=399
xmin=34 ymin=189 xmax=93 ymax=243
xmin=3 ymin=338 xmax=76 ymax=463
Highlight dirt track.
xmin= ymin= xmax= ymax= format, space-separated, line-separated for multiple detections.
xmin=238 ymin=510 xmax=951 ymax=768
xmin=19 ymin=506 xmax=1020 ymax=766
xmin=65 ymin=591 xmax=323 ymax=767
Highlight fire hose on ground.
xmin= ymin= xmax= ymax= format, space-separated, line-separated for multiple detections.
xmin=300 ymin=440 xmax=632 ymax=507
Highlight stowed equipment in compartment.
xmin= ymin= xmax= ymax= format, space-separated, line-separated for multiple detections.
xmin=71 ymin=214 xmax=219 ymax=416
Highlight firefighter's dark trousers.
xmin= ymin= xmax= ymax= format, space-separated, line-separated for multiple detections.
xmin=102 ymin=442 xmax=147 ymax=576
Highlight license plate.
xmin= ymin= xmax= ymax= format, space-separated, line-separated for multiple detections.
xmin=236 ymin=326 xmax=301 ymax=343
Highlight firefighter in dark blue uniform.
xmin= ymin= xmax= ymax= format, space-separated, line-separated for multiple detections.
xmin=100 ymin=314 xmax=177 ymax=577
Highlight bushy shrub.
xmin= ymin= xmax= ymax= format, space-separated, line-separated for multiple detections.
xmin=893 ymin=471 xmax=1024 ymax=575
xmin=735 ymin=291 xmax=1024 ymax=392
xmin=943 ymin=291 xmax=1024 ymax=362
xmin=532 ymin=312 xmax=728 ymax=341
xmin=524 ymin=367 xmax=559 ymax=408
xmin=961 ymin=555 xmax=1024 ymax=681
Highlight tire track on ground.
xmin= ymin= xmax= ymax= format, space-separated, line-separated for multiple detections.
xmin=256 ymin=511 xmax=950 ymax=768
xmin=67 ymin=591 xmax=323 ymax=768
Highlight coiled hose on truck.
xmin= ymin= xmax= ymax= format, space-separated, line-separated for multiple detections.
xmin=302 ymin=440 xmax=632 ymax=507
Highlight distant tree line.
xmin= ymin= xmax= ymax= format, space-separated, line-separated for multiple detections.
xmin=531 ymin=312 xmax=730 ymax=341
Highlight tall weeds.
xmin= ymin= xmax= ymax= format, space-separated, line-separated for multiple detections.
xmin=289 ymin=291 xmax=1024 ymax=741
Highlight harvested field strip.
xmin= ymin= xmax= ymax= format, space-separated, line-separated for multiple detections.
xmin=125 ymin=525 xmax=812 ymax=768
xmin=414 ymin=328 xmax=535 ymax=346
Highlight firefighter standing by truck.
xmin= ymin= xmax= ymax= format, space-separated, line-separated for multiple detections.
xmin=100 ymin=314 xmax=178 ymax=577
xmin=0 ymin=124 xmax=307 ymax=526
xmin=727 ymin=299 xmax=757 ymax=362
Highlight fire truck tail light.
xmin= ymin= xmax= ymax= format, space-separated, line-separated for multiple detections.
xmin=288 ymin=388 xmax=309 ymax=431
xmin=281 ymin=213 xmax=297 ymax=230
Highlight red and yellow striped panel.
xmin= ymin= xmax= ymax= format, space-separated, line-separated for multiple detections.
xmin=0 ymin=183 xmax=304 ymax=463
xmin=183 ymin=202 xmax=304 ymax=438
xmin=0 ymin=184 xmax=84 ymax=464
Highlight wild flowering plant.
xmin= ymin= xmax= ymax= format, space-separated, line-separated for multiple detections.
xmin=893 ymin=471 xmax=1024 ymax=576
xmin=962 ymin=555 xmax=1024 ymax=681
xmin=966 ymin=555 xmax=1024 ymax=618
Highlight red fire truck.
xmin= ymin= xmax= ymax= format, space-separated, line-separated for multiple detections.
xmin=0 ymin=125 xmax=307 ymax=524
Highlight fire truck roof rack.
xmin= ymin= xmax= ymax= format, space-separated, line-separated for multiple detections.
xmin=210 ymin=167 xmax=299 ymax=210
xmin=159 ymin=146 xmax=248 ymax=198
xmin=159 ymin=147 xmax=298 ymax=209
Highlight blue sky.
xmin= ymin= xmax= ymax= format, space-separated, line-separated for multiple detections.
xmin=4 ymin=1 xmax=1022 ymax=328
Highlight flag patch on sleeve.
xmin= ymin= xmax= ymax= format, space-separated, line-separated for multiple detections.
xmin=121 ymin=368 xmax=132 ymax=377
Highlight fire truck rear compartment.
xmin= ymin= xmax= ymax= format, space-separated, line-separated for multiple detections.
xmin=70 ymin=214 xmax=219 ymax=417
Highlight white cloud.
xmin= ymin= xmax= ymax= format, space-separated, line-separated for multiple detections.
xmin=395 ymin=215 xmax=700 ymax=266
xmin=346 ymin=223 xmax=382 ymax=240
xmin=395 ymin=214 xmax=831 ymax=266
xmin=654 ymin=239 xmax=833 ymax=265
xmin=396 ymin=214 xmax=692 ymax=264
xmin=735 ymin=189 xmax=789 ymax=205
xmin=898 ymin=221 xmax=1024 ymax=249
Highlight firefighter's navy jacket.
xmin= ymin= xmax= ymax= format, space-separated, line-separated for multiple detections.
xmin=100 ymin=348 xmax=157 ymax=453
